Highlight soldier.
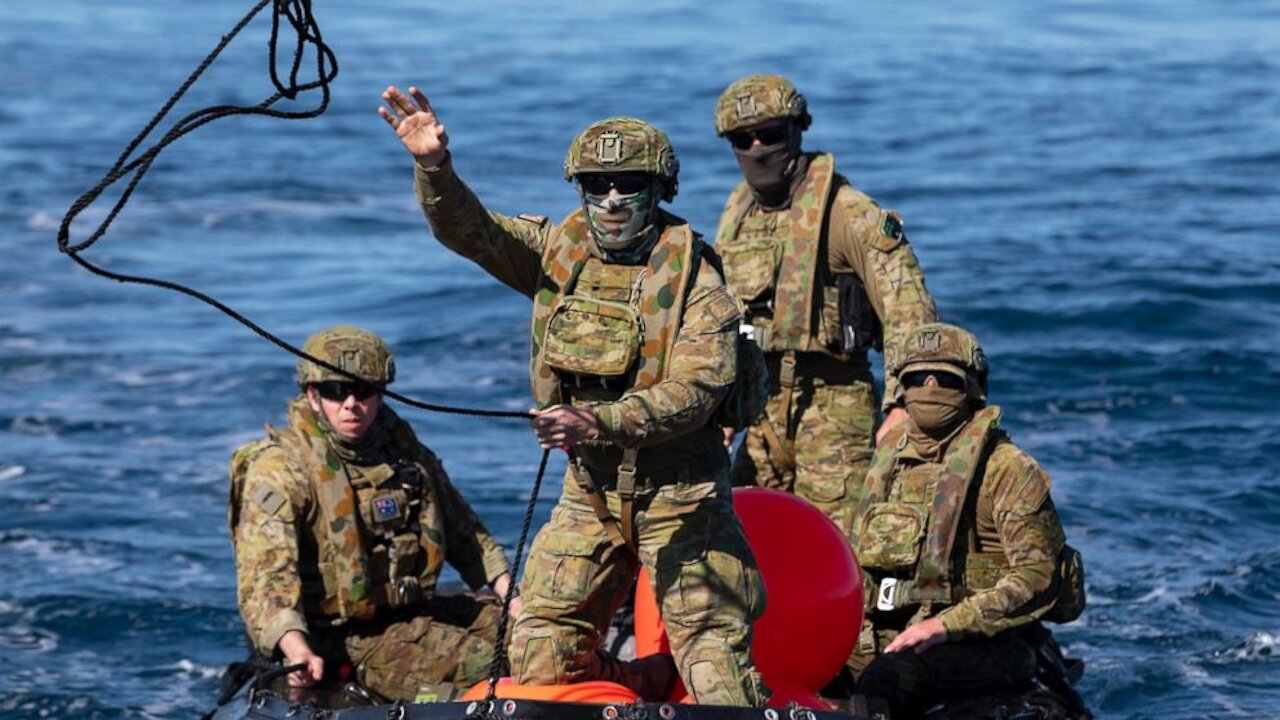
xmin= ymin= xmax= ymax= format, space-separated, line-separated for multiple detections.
xmin=228 ymin=325 xmax=519 ymax=701
xmin=713 ymin=73 xmax=939 ymax=536
xmin=850 ymin=322 xmax=1086 ymax=719
xmin=378 ymin=85 xmax=768 ymax=706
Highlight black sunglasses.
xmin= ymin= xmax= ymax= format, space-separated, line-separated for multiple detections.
xmin=578 ymin=173 xmax=651 ymax=196
xmin=726 ymin=123 xmax=791 ymax=150
xmin=312 ymin=380 xmax=380 ymax=402
xmin=901 ymin=370 xmax=967 ymax=391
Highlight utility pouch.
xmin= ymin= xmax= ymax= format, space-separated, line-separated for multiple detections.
xmin=856 ymin=503 xmax=926 ymax=571
xmin=1044 ymin=543 xmax=1087 ymax=623
xmin=543 ymin=296 xmax=641 ymax=377
xmin=834 ymin=272 xmax=881 ymax=354
xmin=718 ymin=238 xmax=779 ymax=309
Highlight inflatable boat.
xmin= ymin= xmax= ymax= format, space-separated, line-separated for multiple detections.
xmin=207 ymin=489 xmax=1088 ymax=720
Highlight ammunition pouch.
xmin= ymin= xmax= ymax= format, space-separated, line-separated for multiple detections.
xmin=543 ymin=296 xmax=642 ymax=378
xmin=833 ymin=272 xmax=881 ymax=354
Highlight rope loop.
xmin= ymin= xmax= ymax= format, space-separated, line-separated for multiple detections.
xmin=56 ymin=0 xmax=530 ymax=421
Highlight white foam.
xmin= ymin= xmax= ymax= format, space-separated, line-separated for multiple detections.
xmin=0 ymin=623 xmax=58 ymax=653
xmin=7 ymin=535 xmax=122 ymax=575
xmin=0 ymin=465 xmax=26 ymax=483
xmin=1217 ymin=631 xmax=1280 ymax=663
xmin=171 ymin=657 xmax=222 ymax=680
xmin=1134 ymin=583 xmax=1173 ymax=605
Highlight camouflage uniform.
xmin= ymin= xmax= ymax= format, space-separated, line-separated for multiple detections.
xmin=229 ymin=327 xmax=512 ymax=701
xmin=849 ymin=324 xmax=1074 ymax=718
xmin=413 ymin=119 xmax=768 ymax=706
xmin=714 ymin=74 xmax=938 ymax=536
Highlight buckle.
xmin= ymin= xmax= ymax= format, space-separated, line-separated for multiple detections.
xmin=779 ymin=354 xmax=797 ymax=388
xmin=616 ymin=464 xmax=636 ymax=498
xmin=876 ymin=578 xmax=899 ymax=612
xmin=389 ymin=577 xmax=418 ymax=608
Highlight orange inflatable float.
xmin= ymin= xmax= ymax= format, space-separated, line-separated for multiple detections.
xmin=460 ymin=678 xmax=639 ymax=704
xmin=635 ymin=487 xmax=864 ymax=697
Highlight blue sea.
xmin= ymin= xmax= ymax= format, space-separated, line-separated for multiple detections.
xmin=2 ymin=1 xmax=1279 ymax=717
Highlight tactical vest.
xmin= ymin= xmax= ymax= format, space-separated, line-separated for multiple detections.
xmin=229 ymin=403 xmax=447 ymax=622
xmin=530 ymin=208 xmax=698 ymax=408
xmin=854 ymin=406 xmax=1006 ymax=611
xmin=714 ymin=153 xmax=839 ymax=354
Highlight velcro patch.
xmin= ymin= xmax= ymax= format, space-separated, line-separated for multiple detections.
xmin=249 ymin=484 xmax=286 ymax=516
xmin=371 ymin=493 xmax=400 ymax=523
xmin=703 ymin=292 xmax=743 ymax=331
xmin=873 ymin=210 xmax=906 ymax=252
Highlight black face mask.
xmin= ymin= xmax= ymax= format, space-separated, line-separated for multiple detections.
xmin=732 ymin=127 xmax=803 ymax=209
xmin=736 ymin=143 xmax=796 ymax=207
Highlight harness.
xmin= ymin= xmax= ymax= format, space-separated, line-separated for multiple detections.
xmin=855 ymin=407 xmax=1005 ymax=613
xmin=530 ymin=210 xmax=702 ymax=550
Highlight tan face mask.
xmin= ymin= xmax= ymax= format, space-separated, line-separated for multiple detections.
xmin=904 ymin=385 xmax=971 ymax=438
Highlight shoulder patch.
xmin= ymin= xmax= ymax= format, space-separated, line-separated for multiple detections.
xmin=873 ymin=209 xmax=906 ymax=252
xmin=249 ymin=484 xmax=287 ymax=516
xmin=703 ymin=291 xmax=743 ymax=331
xmin=991 ymin=442 xmax=1053 ymax=515
xmin=516 ymin=213 xmax=549 ymax=227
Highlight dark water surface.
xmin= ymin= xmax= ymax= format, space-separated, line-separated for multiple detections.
xmin=3 ymin=1 xmax=1279 ymax=717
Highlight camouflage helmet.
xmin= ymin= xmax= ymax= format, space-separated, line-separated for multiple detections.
xmin=564 ymin=116 xmax=679 ymax=202
xmin=296 ymin=325 xmax=396 ymax=388
xmin=714 ymin=73 xmax=812 ymax=136
xmin=890 ymin=322 xmax=988 ymax=401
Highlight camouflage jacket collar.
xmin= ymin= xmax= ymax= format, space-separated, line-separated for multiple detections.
xmin=286 ymin=396 xmax=394 ymax=465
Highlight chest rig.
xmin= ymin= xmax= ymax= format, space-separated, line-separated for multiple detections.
xmin=268 ymin=405 xmax=446 ymax=622
xmin=716 ymin=155 xmax=848 ymax=476
xmin=854 ymin=406 xmax=1007 ymax=615
xmin=529 ymin=208 xmax=700 ymax=551
xmin=715 ymin=153 xmax=838 ymax=355
xmin=530 ymin=207 xmax=698 ymax=409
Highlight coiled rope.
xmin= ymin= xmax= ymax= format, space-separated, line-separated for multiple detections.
xmin=58 ymin=1 xmax=555 ymax=705
xmin=55 ymin=0 xmax=531 ymax=422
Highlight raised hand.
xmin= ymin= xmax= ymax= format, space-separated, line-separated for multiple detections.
xmin=379 ymin=85 xmax=449 ymax=167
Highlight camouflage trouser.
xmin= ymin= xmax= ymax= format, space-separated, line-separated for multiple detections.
xmin=851 ymin=626 xmax=1039 ymax=719
xmin=731 ymin=378 xmax=878 ymax=536
xmin=509 ymin=467 xmax=769 ymax=706
xmin=315 ymin=593 xmax=504 ymax=701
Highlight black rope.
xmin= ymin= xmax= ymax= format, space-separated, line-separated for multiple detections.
xmin=254 ymin=661 xmax=308 ymax=690
xmin=475 ymin=447 xmax=552 ymax=714
xmin=55 ymin=0 xmax=531 ymax=422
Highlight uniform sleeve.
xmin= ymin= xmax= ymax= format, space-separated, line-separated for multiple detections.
xmin=937 ymin=444 xmax=1066 ymax=639
xmin=232 ymin=447 xmax=312 ymax=657
xmin=414 ymin=153 xmax=551 ymax=299
xmin=592 ymin=259 xmax=740 ymax=447
xmin=827 ymin=186 xmax=938 ymax=410
xmin=428 ymin=455 xmax=512 ymax=591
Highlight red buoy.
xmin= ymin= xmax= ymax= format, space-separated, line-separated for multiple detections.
xmin=635 ymin=487 xmax=863 ymax=695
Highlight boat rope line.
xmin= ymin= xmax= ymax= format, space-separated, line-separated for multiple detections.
xmin=476 ymin=447 xmax=551 ymax=714
xmin=54 ymin=0 xmax=531 ymax=422
xmin=60 ymin=1 xmax=555 ymax=700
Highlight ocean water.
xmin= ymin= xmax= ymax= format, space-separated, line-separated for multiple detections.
xmin=2 ymin=1 xmax=1279 ymax=717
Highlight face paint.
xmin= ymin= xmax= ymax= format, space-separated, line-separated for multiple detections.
xmin=582 ymin=182 xmax=658 ymax=260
